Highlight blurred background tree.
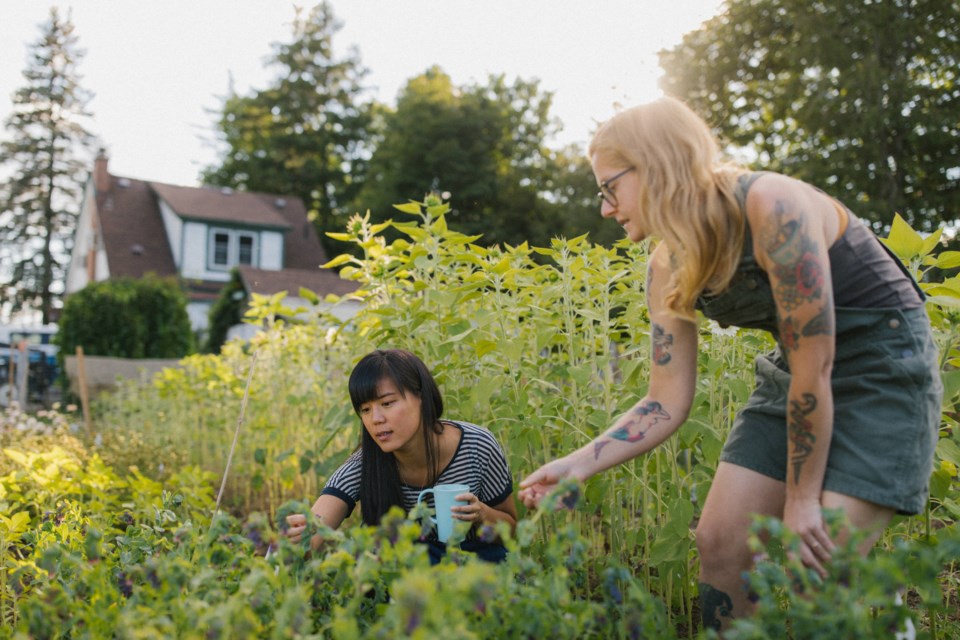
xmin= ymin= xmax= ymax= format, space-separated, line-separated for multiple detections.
xmin=351 ymin=66 xmax=614 ymax=249
xmin=203 ymin=4 xmax=613 ymax=252
xmin=659 ymin=0 xmax=959 ymax=232
xmin=202 ymin=1 xmax=376 ymax=257
xmin=0 ymin=7 xmax=94 ymax=323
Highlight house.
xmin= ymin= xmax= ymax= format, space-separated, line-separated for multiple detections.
xmin=65 ymin=153 xmax=360 ymax=336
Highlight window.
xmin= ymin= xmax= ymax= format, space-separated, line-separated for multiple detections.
xmin=208 ymin=228 xmax=258 ymax=270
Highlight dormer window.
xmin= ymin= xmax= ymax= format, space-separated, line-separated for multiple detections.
xmin=208 ymin=227 xmax=259 ymax=270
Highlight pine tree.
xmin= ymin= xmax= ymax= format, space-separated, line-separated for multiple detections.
xmin=0 ymin=7 xmax=94 ymax=323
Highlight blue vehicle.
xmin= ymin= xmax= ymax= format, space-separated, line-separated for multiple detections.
xmin=0 ymin=324 xmax=59 ymax=406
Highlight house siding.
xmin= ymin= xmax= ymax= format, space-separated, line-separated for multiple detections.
xmin=158 ymin=199 xmax=184 ymax=269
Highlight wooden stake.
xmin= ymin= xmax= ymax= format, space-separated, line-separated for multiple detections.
xmin=76 ymin=346 xmax=92 ymax=436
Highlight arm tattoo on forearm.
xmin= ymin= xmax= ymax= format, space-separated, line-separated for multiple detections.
xmin=779 ymin=304 xmax=834 ymax=353
xmin=652 ymin=323 xmax=673 ymax=365
xmin=594 ymin=401 xmax=671 ymax=459
xmin=788 ymin=392 xmax=818 ymax=484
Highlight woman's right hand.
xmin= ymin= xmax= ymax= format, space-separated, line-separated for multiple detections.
xmin=284 ymin=513 xmax=310 ymax=544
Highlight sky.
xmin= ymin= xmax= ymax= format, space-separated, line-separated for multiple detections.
xmin=0 ymin=0 xmax=724 ymax=187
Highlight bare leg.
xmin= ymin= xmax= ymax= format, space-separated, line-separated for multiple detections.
xmin=695 ymin=463 xmax=787 ymax=632
xmin=695 ymin=465 xmax=898 ymax=635
xmin=820 ymin=490 xmax=894 ymax=554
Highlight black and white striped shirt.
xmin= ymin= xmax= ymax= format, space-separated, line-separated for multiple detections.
xmin=321 ymin=420 xmax=514 ymax=517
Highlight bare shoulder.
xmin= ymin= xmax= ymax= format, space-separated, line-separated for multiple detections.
xmin=649 ymin=241 xmax=674 ymax=272
xmin=743 ymin=174 xmax=836 ymax=258
xmin=742 ymin=173 xmax=809 ymax=221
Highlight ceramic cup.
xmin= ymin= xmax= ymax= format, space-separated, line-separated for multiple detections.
xmin=416 ymin=483 xmax=470 ymax=543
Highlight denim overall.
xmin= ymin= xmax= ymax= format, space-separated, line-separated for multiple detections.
xmin=696 ymin=225 xmax=942 ymax=514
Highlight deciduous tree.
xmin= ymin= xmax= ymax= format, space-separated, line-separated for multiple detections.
xmin=355 ymin=66 xmax=607 ymax=248
xmin=659 ymin=0 xmax=959 ymax=230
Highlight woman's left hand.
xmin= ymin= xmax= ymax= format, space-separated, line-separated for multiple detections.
xmin=784 ymin=497 xmax=835 ymax=577
xmin=452 ymin=492 xmax=485 ymax=523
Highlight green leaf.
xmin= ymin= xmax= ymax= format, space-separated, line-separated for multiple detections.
xmin=882 ymin=214 xmax=924 ymax=260
xmin=299 ymin=287 xmax=320 ymax=304
xmin=393 ymin=202 xmax=423 ymax=214
xmin=321 ymin=254 xmax=354 ymax=269
xmin=934 ymin=251 xmax=960 ymax=270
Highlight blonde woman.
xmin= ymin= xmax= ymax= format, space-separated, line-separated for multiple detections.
xmin=519 ymin=97 xmax=941 ymax=633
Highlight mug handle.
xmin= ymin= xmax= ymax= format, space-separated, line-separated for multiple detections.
xmin=417 ymin=488 xmax=437 ymax=524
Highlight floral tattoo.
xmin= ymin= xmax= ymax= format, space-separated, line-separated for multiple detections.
xmin=762 ymin=201 xmax=834 ymax=351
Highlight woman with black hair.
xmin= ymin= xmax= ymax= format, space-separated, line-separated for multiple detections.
xmin=284 ymin=349 xmax=517 ymax=563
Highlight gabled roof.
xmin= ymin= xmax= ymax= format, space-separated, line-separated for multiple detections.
xmin=96 ymin=174 xmax=177 ymax=279
xmin=95 ymin=173 xmax=330 ymax=278
xmin=150 ymin=182 xmax=292 ymax=229
xmin=237 ymin=266 xmax=359 ymax=299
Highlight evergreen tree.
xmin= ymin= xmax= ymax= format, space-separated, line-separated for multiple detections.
xmin=202 ymin=2 xmax=375 ymax=256
xmin=0 ymin=7 xmax=94 ymax=323
xmin=659 ymin=0 xmax=959 ymax=231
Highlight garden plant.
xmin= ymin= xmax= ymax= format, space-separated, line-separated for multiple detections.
xmin=1 ymin=196 xmax=959 ymax=638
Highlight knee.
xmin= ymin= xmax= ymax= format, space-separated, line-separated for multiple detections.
xmin=695 ymin=518 xmax=748 ymax=570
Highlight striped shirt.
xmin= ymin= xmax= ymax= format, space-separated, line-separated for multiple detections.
xmin=321 ymin=420 xmax=514 ymax=518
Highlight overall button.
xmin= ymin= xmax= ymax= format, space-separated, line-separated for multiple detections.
xmin=746 ymin=278 xmax=758 ymax=290
xmin=888 ymin=318 xmax=901 ymax=329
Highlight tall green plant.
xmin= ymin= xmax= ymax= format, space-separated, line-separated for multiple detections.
xmin=82 ymin=197 xmax=959 ymax=637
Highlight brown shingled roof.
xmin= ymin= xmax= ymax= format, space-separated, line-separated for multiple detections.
xmin=150 ymin=182 xmax=292 ymax=229
xmin=97 ymin=175 xmax=177 ymax=279
xmin=251 ymin=193 xmax=329 ymax=269
xmin=93 ymin=168 xmax=336 ymax=304
xmin=237 ymin=266 xmax=359 ymax=298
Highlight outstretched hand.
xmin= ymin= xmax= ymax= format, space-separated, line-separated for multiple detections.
xmin=518 ymin=457 xmax=577 ymax=509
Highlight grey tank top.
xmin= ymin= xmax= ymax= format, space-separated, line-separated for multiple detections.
xmin=695 ymin=174 xmax=923 ymax=334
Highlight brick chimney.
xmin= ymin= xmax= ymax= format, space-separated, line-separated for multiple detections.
xmin=94 ymin=149 xmax=110 ymax=193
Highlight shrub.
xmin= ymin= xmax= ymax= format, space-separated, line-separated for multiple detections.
xmin=205 ymin=269 xmax=247 ymax=354
xmin=57 ymin=274 xmax=194 ymax=359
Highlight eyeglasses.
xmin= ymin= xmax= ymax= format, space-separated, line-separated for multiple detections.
xmin=597 ymin=167 xmax=634 ymax=207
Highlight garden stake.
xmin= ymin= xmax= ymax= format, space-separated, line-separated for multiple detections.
xmin=214 ymin=348 xmax=259 ymax=514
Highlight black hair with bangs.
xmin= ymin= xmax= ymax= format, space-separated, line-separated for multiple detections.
xmin=348 ymin=349 xmax=444 ymax=525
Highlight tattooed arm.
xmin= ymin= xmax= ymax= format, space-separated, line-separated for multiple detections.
xmin=519 ymin=243 xmax=698 ymax=506
xmin=748 ymin=174 xmax=839 ymax=575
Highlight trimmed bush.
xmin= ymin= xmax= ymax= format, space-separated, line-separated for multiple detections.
xmin=57 ymin=275 xmax=194 ymax=359
xmin=205 ymin=269 xmax=246 ymax=354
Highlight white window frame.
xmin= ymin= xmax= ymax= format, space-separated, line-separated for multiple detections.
xmin=207 ymin=227 xmax=259 ymax=271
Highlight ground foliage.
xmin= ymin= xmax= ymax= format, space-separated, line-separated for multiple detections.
xmin=3 ymin=197 xmax=959 ymax=637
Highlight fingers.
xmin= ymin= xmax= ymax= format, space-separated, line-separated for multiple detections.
xmin=800 ymin=533 xmax=835 ymax=578
xmin=518 ymin=485 xmax=548 ymax=508
xmin=452 ymin=493 xmax=484 ymax=522
xmin=284 ymin=513 xmax=307 ymax=543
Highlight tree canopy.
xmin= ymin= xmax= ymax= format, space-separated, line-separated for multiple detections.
xmin=202 ymin=2 xmax=375 ymax=256
xmin=659 ymin=0 xmax=959 ymax=231
xmin=0 ymin=7 xmax=94 ymax=323
xmin=353 ymin=67 xmax=614 ymax=248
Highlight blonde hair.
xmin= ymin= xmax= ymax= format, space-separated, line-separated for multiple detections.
xmin=588 ymin=96 xmax=746 ymax=318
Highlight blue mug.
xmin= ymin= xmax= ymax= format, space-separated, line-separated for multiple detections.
xmin=417 ymin=483 xmax=469 ymax=543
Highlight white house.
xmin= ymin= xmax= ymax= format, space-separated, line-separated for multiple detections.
xmin=65 ymin=153 xmax=360 ymax=333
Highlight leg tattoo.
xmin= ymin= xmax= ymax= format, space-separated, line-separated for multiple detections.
xmin=699 ymin=582 xmax=734 ymax=631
